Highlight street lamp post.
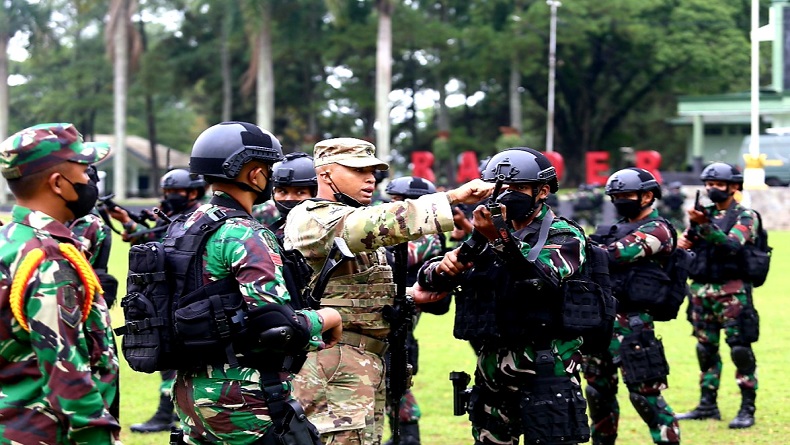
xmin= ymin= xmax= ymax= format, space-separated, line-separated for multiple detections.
xmin=546 ymin=0 xmax=561 ymax=153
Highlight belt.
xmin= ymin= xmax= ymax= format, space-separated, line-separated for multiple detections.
xmin=339 ymin=331 xmax=389 ymax=356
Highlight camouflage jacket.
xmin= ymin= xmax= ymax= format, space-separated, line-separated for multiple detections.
xmin=251 ymin=200 xmax=281 ymax=228
xmin=183 ymin=192 xmax=326 ymax=361
xmin=283 ymin=193 xmax=455 ymax=337
xmin=0 ymin=206 xmax=119 ymax=444
xmin=604 ymin=209 xmax=675 ymax=265
xmin=686 ymin=202 xmax=758 ymax=295
xmin=70 ymin=212 xmax=110 ymax=268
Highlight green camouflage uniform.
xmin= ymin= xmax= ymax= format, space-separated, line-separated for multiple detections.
xmin=585 ymin=209 xmax=680 ymax=444
xmin=0 ymin=123 xmax=118 ymax=444
xmin=685 ymin=203 xmax=759 ymax=394
xmin=172 ymin=192 xmax=327 ymax=444
xmin=284 ymin=193 xmax=454 ymax=445
xmin=70 ymin=213 xmax=110 ymax=265
xmin=0 ymin=207 xmax=120 ymax=444
xmin=473 ymin=207 xmax=586 ymax=445
xmin=252 ymin=200 xmax=281 ymax=228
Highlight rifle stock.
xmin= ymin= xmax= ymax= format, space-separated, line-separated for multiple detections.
xmin=304 ymin=237 xmax=354 ymax=309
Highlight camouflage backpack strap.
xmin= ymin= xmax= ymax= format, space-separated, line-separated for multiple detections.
xmin=10 ymin=239 xmax=102 ymax=332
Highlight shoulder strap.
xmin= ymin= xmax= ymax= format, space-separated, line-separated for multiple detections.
xmin=527 ymin=215 xmax=554 ymax=262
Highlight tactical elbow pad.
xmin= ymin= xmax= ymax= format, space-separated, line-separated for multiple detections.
xmin=243 ymin=304 xmax=311 ymax=354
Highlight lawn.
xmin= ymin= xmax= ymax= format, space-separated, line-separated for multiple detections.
xmin=109 ymin=232 xmax=790 ymax=445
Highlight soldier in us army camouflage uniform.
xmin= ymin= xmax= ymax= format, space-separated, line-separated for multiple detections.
xmin=676 ymin=162 xmax=760 ymax=429
xmin=0 ymin=123 xmax=120 ymax=444
xmin=169 ymin=121 xmax=343 ymax=445
xmin=284 ymin=138 xmax=496 ymax=445
xmin=586 ymin=168 xmax=680 ymax=445
xmin=416 ymin=147 xmax=590 ymax=445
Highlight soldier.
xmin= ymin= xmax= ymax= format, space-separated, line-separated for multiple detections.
xmin=660 ymin=181 xmax=686 ymax=228
xmin=171 ymin=121 xmax=343 ymax=444
xmin=251 ymin=199 xmax=281 ymax=227
xmin=382 ymin=176 xmax=448 ymax=445
xmin=267 ymin=151 xmax=317 ymax=237
xmin=676 ymin=162 xmax=760 ymax=429
xmin=108 ymin=168 xmax=206 ymax=434
xmin=415 ymin=147 xmax=592 ymax=445
xmin=109 ymin=168 xmax=206 ymax=245
xmin=586 ymin=168 xmax=681 ymax=445
xmin=284 ymin=138 xmax=496 ymax=445
xmin=0 ymin=123 xmax=120 ymax=443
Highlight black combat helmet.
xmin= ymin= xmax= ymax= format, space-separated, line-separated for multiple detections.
xmin=700 ymin=162 xmax=743 ymax=190
xmin=161 ymin=168 xmax=207 ymax=199
xmin=272 ymin=152 xmax=317 ymax=189
xmin=190 ymin=121 xmax=284 ymax=180
xmin=385 ymin=176 xmax=437 ymax=199
xmin=481 ymin=147 xmax=559 ymax=192
xmin=605 ymin=167 xmax=662 ymax=200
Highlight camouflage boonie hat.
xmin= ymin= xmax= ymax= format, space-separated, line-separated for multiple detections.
xmin=313 ymin=138 xmax=389 ymax=171
xmin=0 ymin=123 xmax=110 ymax=179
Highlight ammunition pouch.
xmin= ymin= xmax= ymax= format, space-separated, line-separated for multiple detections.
xmin=727 ymin=305 xmax=760 ymax=345
xmin=689 ymin=245 xmax=739 ymax=284
xmin=520 ymin=350 xmax=590 ymax=444
xmin=740 ymin=244 xmax=770 ymax=287
xmin=619 ymin=327 xmax=669 ymax=386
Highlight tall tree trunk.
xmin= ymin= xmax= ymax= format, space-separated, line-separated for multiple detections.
xmin=220 ymin=2 xmax=233 ymax=121
xmin=509 ymin=56 xmax=522 ymax=134
xmin=375 ymin=0 xmax=393 ymax=162
xmin=0 ymin=34 xmax=8 ymax=204
xmin=256 ymin=2 xmax=274 ymax=130
xmin=138 ymin=17 xmax=159 ymax=197
xmin=112 ymin=0 xmax=130 ymax=199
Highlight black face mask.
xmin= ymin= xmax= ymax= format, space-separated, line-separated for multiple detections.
xmin=253 ymin=179 xmax=273 ymax=205
xmin=612 ymin=198 xmax=643 ymax=220
xmin=163 ymin=193 xmax=190 ymax=214
xmin=61 ymin=176 xmax=99 ymax=220
xmin=326 ymin=174 xmax=364 ymax=208
xmin=707 ymin=188 xmax=731 ymax=203
xmin=274 ymin=199 xmax=302 ymax=216
xmin=496 ymin=190 xmax=536 ymax=223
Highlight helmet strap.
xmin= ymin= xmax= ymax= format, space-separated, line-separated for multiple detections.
xmin=326 ymin=173 xmax=364 ymax=208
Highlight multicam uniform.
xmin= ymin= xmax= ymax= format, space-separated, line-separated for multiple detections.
xmin=0 ymin=206 xmax=120 ymax=444
xmin=585 ymin=209 xmax=680 ymax=444
xmin=172 ymin=192 xmax=328 ymax=444
xmin=284 ymin=193 xmax=454 ymax=445
xmin=685 ymin=203 xmax=759 ymax=398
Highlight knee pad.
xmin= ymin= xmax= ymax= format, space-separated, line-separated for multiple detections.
xmin=696 ymin=342 xmax=717 ymax=371
xmin=730 ymin=345 xmax=756 ymax=375
xmin=629 ymin=393 xmax=661 ymax=428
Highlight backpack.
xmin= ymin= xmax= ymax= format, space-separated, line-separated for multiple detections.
xmin=741 ymin=211 xmax=771 ymax=287
xmin=115 ymin=207 xmax=247 ymax=373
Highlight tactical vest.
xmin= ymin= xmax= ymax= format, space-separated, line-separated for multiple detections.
xmin=591 ymin=217 xmax=690 ymax=320
xmin=453 ymin=216 xmax=613 ymax=346
xmin=688 ymin=203 xmax=744 ymax=284
xmin=320 ymin=247 xmax=396 ymax=339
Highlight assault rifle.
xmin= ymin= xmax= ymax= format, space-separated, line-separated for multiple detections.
xmin=96 ymin=193 xmax=158 ymax=235
xmin=303 ymin=237 xmax=354 ymax=310
xmin=383 ymin=242 xmax=414 ymax=444
xmin=456 ymin=177 xmax=506 ymax=264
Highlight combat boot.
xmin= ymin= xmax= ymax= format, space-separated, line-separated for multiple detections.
xmin=675 ymin=388 xmax=721 ymax=421
xmin=383 ymin=422 xmax=420 ymax=445
xmin=130 ymin=394 xmax=178 ymax=433
xmin=728 ymin=388 xmax=756 ymax=429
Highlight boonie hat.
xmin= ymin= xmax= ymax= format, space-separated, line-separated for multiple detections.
xmin=0 ymin=123 xmax=110 ymax=179
xmin=313 ymin=138 xmax=389 ymax=171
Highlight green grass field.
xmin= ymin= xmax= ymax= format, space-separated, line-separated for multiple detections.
xmin=109 ymin=232 xmax=790 ymax=445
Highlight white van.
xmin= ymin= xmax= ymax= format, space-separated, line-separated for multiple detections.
xmin=739 ymin=134 xmax=790 ymax=186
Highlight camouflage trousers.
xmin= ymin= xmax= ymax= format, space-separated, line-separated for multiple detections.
xmin=583 ymin=313 xmax=680 ymax=444
xmin=688 ymin=284 xmax=758 ymax=391
xmin=386 ymin=390 xmax=421 ymax=424
xmin=161 ymin=369 xmax=176 ymax=397
xmin=292 ymin=343 xmax=386 ymax=445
